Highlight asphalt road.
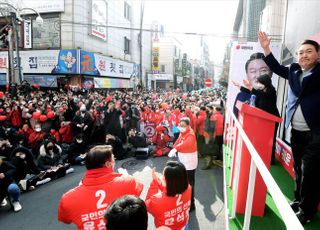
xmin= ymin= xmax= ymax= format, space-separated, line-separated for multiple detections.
xmin=0 ymin=156 xmax=224 ymax=230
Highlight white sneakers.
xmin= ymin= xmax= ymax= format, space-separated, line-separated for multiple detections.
xmin=36 ymin=178 xmax=51 ymax=186
xmin=12 ymin=201 xmax=22 ymax=212
xmin=66 ymin=168 xmax=75 ymax=174
xmin=1 ymin=199 xmax=7 ymax=207
xmin=1 ymin=199 xmax=22 ymax=212
xmin=19 ymin=179 xmax=27 ymax=191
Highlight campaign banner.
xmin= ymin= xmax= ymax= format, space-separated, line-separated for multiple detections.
xmin=52 ymin=50 xmax=78 ymax=74
xmin=142 ymin=122 xmax=156 ymax=144
xmin=225 ymin=42 xmax=282 ymax=116
xmin=94 ymin=77 xmax=130 ymax=89
xmin=275 ymin=138 xmax=294 ymax=178
xmin=23 ymin=75 xmax=58 ymax=88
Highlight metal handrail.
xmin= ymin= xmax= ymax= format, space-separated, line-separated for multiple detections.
xmin=224 ymin=106 xmax=303 ymax=230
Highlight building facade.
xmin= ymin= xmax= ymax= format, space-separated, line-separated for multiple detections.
xmin=0 ymin=0 xmax=152 ymax=89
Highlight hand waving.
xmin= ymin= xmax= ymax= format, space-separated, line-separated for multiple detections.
xmin=258 ymin=32 xmax=271 ymax=55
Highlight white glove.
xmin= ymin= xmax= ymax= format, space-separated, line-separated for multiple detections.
xmin=168 ymin=149 xmax=177 ymax=158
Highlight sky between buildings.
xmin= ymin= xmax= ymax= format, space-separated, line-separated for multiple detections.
xmin=144 ymin=0 xmax=238 ymax=64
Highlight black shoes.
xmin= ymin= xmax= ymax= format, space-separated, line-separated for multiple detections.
xmin=296 ymin=208 xmax=312 ymax=225
xmin=289 ymin=200 xmax=300 ymax=213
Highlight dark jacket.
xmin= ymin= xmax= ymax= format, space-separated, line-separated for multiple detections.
xmin=10 ymin=146 xmax=40 ymax=182
xmin=264 ymin=53 xmax=320 ymax=133
xmin=233 ymin=91 xmax=251 ymax=118
xmin=0 ymin=161 xmax=16 ymax=201
xmin=37 ymin=144 xmax=63 ymax=170
xmin=240 ymin=86 xmax=280 ymax=117
xmin=104 ymin=109 xmax=123 ymax=138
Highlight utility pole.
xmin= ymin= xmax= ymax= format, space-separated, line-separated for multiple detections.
xmin=7 ymin=26 xmax=14 ymax=85
xmin=139 ymin=0 xmax=144 ymax=89
xmin=11 ymin=12 xmax=22 ymax=84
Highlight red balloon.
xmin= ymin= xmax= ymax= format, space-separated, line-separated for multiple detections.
xmin=47 ymin=111 xmax=55 ymax=119
xmin=5 ymin=85 xmax=9 ymax=90
xmin=32 ymin=111 xmax=41 ymax=120
xmin=0 ymin=115 xmax=6 ymax=121
xmin=39 ymin=115 xmax=48 ymax=122
xmin=0 ymin=91 xmax=4 ymax=97
xmin=105 ymin=96 xmax=112 ymax=102
xmin=33 ymin=84 xmax=40 ymax=89
xmin=0 ymin=108 xmax=3 ymax=113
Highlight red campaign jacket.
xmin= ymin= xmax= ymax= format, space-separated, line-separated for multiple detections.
xmin=58 ymin=167 xmax=143 ymax=230
xmin=9 ymin=109 xmax=23 ymax=128
xmin=160 ymin=113 xmax=176 ymax=130
xmin=141 ymin=110 xmax=155 ymax=123
xmin=153 ymin=111 xmax=164 ymax=126
xmin=50 ymin=129 xmax=61 ymax=143
xmin=28 ymin=131 xmax=45 ymax=149
xmin=212 ymin=111 xmax=224 ymax=136
xmin=152 ymin=133 xmax=171 ymax=148
xmin=195 ymin=111 xmax=206 ymax=135
xmin=173 ymin=128 xmax=197 ymax=153
xmin=146 ymin=177 xmax=192 ymax=230
xmin=18 ymin=127 xmax=33 ymax=140
xmin=59 ymin=124 xmax=73 ymax=144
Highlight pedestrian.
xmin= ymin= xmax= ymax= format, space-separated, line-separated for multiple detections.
xmin=169 ymin=117 xmax=198 ymax=211
xmin=58 ymin=145 xmax=144 ymax=229
xmin=145 ymin=161 xmax=191 ymax=229
xmin=0 ymin=157 xmax=22 ymax=212
xmin=259 ymin=31 xmax=320 ymax=224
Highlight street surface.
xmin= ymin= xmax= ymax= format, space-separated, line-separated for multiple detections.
xmin=0 ymin=157 xmax=224 ymax=230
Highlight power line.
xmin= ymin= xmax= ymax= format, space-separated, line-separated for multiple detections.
xmin=59 ymin=20 xmax=283 ymax=40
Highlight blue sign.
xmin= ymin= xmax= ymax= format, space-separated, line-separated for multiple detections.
xmin=52 ymin=50 xmax=78 ymax=74
xmin=80 ymin=51 xmax=100 ymax=75
xmin=0 ymin=74 xmax=7 ymax=86
xmin=24 ymin=75 xmax=58 ymax=88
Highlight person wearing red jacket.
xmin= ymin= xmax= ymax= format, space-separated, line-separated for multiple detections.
xmin=152 ymin=126 xmax=171 ymax=157
xmin=146 ymin=161 xmax=191 ymax=230
xmin=50 ymin=128 xmax=61 ymax=143
xmin=195 ymin=107 xmax=207 ymax=157
xmin=28 ymin=124 xmax=45 ymax=154
xmin=169 ymin=117 xmax=198 ymax=211
xmin=9 ymin=103 xmax=23 ymax=128
xmin=59 ymin=121 xmax=73 ymax=144
xmin=58 ymin=145 xmax=144 ymax=230
xmin=211 ymin=106 xmax=224 ymax=167
xmin=185 ymin=109 xmax=196 ymax=132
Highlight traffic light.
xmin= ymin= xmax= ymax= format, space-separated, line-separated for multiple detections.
xmin=0 ymin=26 xmax=9 ymax=48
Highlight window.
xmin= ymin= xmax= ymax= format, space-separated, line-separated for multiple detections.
xmin=32 ymin=16 xmax=60 ymax=49
xmin=124 ymin=2 xmax=131 ymax=21
xmin=124 ymin=37 xmax=130 ymax=54
xmin=161 ymin=64 xmax=166 ymax=73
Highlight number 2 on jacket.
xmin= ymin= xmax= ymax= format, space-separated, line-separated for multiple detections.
xmin=176 ymin=194 xmax=182 ymax=206
xmin=96 ymin=190 xmax=107 ymax=209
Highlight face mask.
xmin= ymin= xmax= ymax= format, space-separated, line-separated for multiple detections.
xmin=20 ymin=154 xmax=26 ymax=160
xmin=35 ymin=128 xmax=41 ymax=132
xmin=76 ymin=139 xmax=83 ymax=144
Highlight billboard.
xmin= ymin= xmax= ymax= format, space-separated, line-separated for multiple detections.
xmin=225 ymin=41 xmax=282 ymax=116
xmin=24 ymin=75 xmax=58 ymax=88
xmin=94 ymin=77 xmax=130 ymax=88
xmin=152 ymin=47 xmax=160 ymax=73
xmin=91 ymin=0 xmax=107 ymax=41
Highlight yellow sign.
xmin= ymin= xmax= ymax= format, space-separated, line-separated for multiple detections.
xmin=152 ymin=47 xmax=160 ymax=72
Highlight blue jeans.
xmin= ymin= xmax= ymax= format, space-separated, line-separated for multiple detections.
xmin=7 ymin=183 xmax=20 ymax=202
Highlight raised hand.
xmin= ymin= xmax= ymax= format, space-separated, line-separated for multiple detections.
xmin=231 ymin=80 xmax=241 ymax=89
xmin=258 ymin=31 xmax=271 ymax=55
xmin=243 ymin=79 xmax=253 ymax=91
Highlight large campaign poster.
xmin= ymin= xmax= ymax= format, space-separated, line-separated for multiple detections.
xmin=225 ymin=41 xmax=282 ymax=116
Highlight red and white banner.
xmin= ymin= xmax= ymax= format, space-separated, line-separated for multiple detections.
xmin=275 ymin=138 xmax=294 ymax=178
xmin=141 ymin=122 xmax=156 ymax=144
